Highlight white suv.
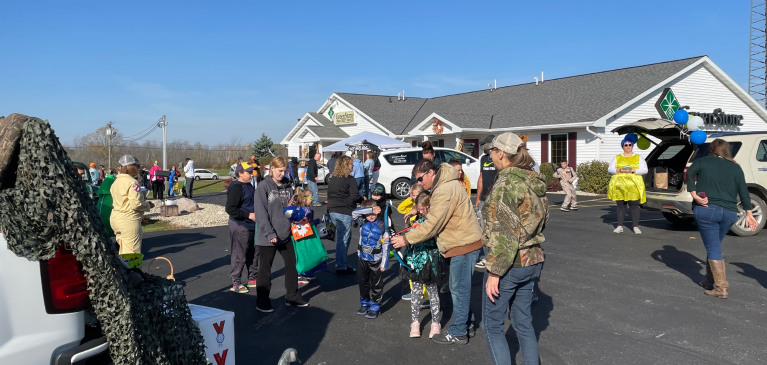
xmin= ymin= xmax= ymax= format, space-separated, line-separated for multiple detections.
xmin=378 ymin=147 xmax=479 ymax=199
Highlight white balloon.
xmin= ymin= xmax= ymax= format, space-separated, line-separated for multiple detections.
xmin=687 ymin=116 xmax=704 ymax=131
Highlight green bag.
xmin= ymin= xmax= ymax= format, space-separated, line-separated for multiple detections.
xmin=292 ymin=223 xmax=328 ymax=273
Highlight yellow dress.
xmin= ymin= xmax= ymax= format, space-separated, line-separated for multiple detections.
xmin=607 ymin=154 xmax=646 ymax=204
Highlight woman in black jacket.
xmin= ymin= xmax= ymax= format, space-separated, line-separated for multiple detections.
xmin=225 ymin=163 xmax=258 ymax=294
xmin=254 ymin=156 xmax=308 ymax=312
xmin=327 ymin=155 xmax=364 ymax=275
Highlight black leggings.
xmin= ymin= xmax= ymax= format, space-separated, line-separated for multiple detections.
xmin=151 ymin=180 xmax=164 ymax=200
xmin=257 ymin=240 xmax=303 ymax=304
xmin=616 ymin=200 xmax=640 ymax=228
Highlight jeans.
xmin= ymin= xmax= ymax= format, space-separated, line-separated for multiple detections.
xmin=355 ymin=177 xmax=365 ymax=198
xmin=482 ymin=263 xmax=543 ymax=365
xmin=694 ymin=204 xmax=738 ymax=260
xmin=371 ymin=170 xmax=379 ymax=194
xmin=447 ymin=248 xmax=481 ymax=337
xmin=229 ymin=220 xmax=257 ymax=286
xmin=308 ymin=180 xmax=319 ymax=203
xmin=363 ymin=172 xmax=371 ymax=198
xmin=329 ymin=212 xmax=353 ymax=270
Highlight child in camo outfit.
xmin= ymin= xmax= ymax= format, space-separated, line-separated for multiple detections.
xmin=401 ymin=192 xmax=447 ymax=338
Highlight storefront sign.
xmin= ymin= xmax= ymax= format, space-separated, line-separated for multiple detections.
xmin=334 ymin=111 xmax=355 ymax=125
xmin=689 ymin=109 xmax=744 ymax=127
xmin=654 ymin=88 xmax=681 ymax=120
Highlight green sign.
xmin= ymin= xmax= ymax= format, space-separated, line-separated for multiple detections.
xmin=654 ymin=88 xmax=680 ymax=120
xmin=328 ymin=107 xmax=334 ymax=119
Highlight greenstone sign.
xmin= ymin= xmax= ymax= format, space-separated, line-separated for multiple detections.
xmin=654 ymin=88 xmax=680 ymax=120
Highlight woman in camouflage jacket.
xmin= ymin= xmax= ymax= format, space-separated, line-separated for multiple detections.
xmin=480 ymin=132 xmax=549 ymax=365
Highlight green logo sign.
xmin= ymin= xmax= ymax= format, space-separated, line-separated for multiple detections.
xmin=654 ymin=88 xmax=680 ymax=120
xmin=328 ymin=107 xmax=334 ymax=119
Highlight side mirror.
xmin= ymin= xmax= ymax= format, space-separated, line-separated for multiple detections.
xmin=465 ymin=158 xmax=471 ymax=165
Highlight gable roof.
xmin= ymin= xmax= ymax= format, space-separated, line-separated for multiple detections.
xmin=332 ymin=56 xmax=707 ymax=135
xmin=306 ymin=112 xmax=348 ymax=138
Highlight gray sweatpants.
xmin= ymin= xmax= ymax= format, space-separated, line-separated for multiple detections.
xmin=229 ymin=220 xmax=258 ymax=286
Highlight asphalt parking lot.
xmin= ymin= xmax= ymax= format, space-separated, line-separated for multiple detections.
xmin=144 ymin=188 xmax=767 ymax=365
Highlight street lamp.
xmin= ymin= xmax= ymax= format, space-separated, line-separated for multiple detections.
xmin=106 ymin=122 xmax=114 ymax=167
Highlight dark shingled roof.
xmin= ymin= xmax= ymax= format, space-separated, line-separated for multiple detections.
xmin=335 ymin=56 xmax=705 ymax=135
xmin=307 ymin=112 xmax=348 ymax=138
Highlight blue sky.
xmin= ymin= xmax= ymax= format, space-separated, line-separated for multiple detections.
xmin=0 ymin=0 xmax=752 ymax=145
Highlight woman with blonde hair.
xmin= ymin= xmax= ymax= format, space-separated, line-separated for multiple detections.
xmin=110 ymin=155 xmax=152 ymax=255
xmin=327 ymin=155 xmax=364 ymax=275
xmin=254 ymin=156 xmax=308 ymax=311
xmin=687 ymin=138 xmax=757 ymax=298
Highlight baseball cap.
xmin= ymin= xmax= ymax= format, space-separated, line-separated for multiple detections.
xmin=488 ymin=133 xmax=524 ymax=154
xmin=481 ymin=135 xmax=497 ymax=147
xmin=89 ymin=162 xmax=96 ymax=167
xmin=235 ymin=162 xmax=256 ymax=175
xmin=371 ymin=185 xmax=385 ymax=196
xmin=118 ymin=155 xmax=141 ymax=166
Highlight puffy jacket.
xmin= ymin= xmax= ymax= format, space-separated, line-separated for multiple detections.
xmin=481 ymin=167 xmax=548 ymax=276
xmin=352 ymin=207 xmax=390 ymax=269
xmin=404 ymin=163 xmax=482 ymax=257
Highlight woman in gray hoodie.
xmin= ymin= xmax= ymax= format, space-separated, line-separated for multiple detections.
xmin=254 ymin=156 xmax=308 ymax=312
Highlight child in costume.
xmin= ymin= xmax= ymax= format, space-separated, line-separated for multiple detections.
xmin=396 ymin=183 xmax=428 ymax=303
xmin=352 ymin=200 xmax=391 ymax=319
xmin=283 ymin=188 xmax=322 ymax=284
xmin=401 ymin=192 xmax=447 ymax=339
xmin=370 ymin=184 xmax=394 ymax=231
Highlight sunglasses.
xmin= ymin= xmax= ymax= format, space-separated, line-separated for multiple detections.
xmin=307 ymin=196 xmax=314 ymax=201
xmin=623 ymin=144 xmax=633 ymax=147
xmin=416 ymin=173 xmax=427 ymax=183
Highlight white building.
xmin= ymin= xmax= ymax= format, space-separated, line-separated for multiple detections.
xmin=281 ymin=56 xmax=767 ymax=165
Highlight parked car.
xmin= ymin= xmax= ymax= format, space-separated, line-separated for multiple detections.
xmin=193 ymin=169 xmax=219 ymax=180
xmin=612 ymin=118 xmax=767 ymax=236
xmin=378 ymin=147 xmax=479 ymax=199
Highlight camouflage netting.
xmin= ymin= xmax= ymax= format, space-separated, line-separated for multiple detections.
xmin=0 ymin=114 xmax=207 ymax=365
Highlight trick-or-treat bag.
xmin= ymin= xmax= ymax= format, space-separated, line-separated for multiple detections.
xmin=292 ymin=223 xmax=328 ymax=273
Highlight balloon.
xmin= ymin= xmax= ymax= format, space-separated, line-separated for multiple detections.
xmin=690 ymin=130 xmax=707 ymax=145
xmin=637 ymin=136 xmax=651 ymax=150
xmin=687 ymin=115 xmax=704 ymax=131
xmin=625 ymin=133 xmax=639 ymax=143
xmin=673 ymin=109 xmax=689 ymax=125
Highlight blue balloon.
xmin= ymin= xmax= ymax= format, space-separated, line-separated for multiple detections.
xmin=625 ymin=133 xmax=639 ymax=143
xmin=690 ymin=130 xmax=707 ymax=145
xmin=673 ymin=110 xmax=689 ymax=125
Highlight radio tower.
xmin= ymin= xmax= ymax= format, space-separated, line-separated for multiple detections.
xmin=749 ymin=1 xmax=767 ymax=108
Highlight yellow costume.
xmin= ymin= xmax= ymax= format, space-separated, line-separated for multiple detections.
xmin=110 ymin=174 xmax=151 ymax=254
xmin=607 ymin=154 xmax=646 ymax=204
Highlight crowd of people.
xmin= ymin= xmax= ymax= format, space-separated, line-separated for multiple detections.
xmin=77 ymin=129 xmax=759 ymax=365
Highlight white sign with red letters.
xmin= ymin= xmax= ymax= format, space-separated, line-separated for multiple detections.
xmin=189 ymin=304 xmax=236 ymax=365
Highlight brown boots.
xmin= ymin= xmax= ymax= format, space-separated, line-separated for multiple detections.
xmin=700 ymin=261 xmax=714 ymax=290
xmin=704 ymin=260 xmax=728 ymax=299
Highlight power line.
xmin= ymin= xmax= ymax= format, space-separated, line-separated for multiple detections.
xmin=120 ymin=117 xmax=162 ymax=140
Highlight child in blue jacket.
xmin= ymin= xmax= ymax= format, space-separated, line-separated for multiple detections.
xmin=352 ymin=199 xmax=391 ymax=319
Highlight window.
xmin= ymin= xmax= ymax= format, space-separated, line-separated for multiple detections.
xmin=385 ymin=151 xmax=420 ymax=165
xmin=757 ymin=140 xmax=767 ymax=162
xmin=436 ymin=139 xmax=445 ymax=147
xmin=658 ymin=145 xmax=687 ymax=160
xmin=550 ymin=134 xmax=568 ymax=164
xmin=443 ymin=150 xmax=474 ymax=164
xmin=691 ymin=142 xmax=743 ymax=162
xmin=411 ymin=140 xmax=418 ymax=148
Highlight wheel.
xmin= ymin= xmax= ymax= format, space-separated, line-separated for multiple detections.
xmin=194 ymin=176 xmax=200 ymax=181
xmin=392 ymin=178 xmax=411 ymax=200
xmin=213 ymin=175 xmax=218 ymax=180
xmin=731 ymin=192 xmax=766 ymax=236
xmin=324 ymin=175 xmax=330 ymax=185
xmin=662 ymin=212 xmax=694 ymax=225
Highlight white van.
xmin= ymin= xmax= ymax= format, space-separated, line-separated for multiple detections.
xmin=378 ymin=147 xmax=479 ymax=199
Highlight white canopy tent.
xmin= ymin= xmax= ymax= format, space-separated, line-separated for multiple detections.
xmin=323 ymin=131 xmax=410 ymax=152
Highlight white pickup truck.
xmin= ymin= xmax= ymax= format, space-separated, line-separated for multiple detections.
xmin=0 ymin=160 xmax=109 ymax=364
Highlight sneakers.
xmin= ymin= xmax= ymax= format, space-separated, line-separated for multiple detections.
xmin=613 ymin=226 xmax=624 ymax=233
xmin=429 ymin=322 xmax=441 ymax=339
xmin=246 ymin=280 xmax=257 ymax=288
xmin=633 ymin=227 xmax=642 ymax=235
xmin=356 ymin=306 xmax=369 ymax=315
xmin=311 ymin=202 xmax=323 ymax=207
xmin=285 ymin=299 xmax=310 ymax=308
xmin=560 ymin=207 xmax=569 ymax=212
xmin=570 ymin=207 xmax=578 ymax=211
xmin=475 ymin=259 xmax=486 ymax=268
xmin=432 ymin=332 xmax=468 ymax=345
xmin=256 ymin=302 xmax=274 ymax=313
xmin=410 ymin=322 xmax=421 ymax=338
xmin=402 ymin=293 xmax=412 ymax=301
xmin=298 ymin=276 xmax=310 ymax=285
xmin=365 ymin=309 xmax=380 ymax=319
xmin=230 ymin=284 xmax=249 ymax=293
xmin=336 ymin=267 xmax=356 ymax=275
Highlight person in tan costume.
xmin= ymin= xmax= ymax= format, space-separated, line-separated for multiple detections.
xmin=110 ymin=155 xmax=152 ymax=255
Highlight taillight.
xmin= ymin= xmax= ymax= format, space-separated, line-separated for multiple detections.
xmin=683 ymin=167 xmax=688 ymax=181
xmin=40 ymin=244 xmax=89 ymax=314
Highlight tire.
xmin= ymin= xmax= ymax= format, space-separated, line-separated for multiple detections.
xmin=731 ymin=192 xmax=766 ymax=236
xmin=392 ymin=178 xmax=411 ymax=200
xmin=194 ymin=176 xmax=200 ymax=181
xmin=324 ymin=175 xmax=330 ymax=185
xmin=662 ymin=212 xmax=694 ymax=225
xmin=213 ymin=175 xmax=218 ymax=180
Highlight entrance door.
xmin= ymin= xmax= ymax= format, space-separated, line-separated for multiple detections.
xmin=463 ymin=139 xmax=479 ymax=158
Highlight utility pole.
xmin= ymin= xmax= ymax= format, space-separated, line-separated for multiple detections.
xmin=159 ymin=115 xmax=168 ymax=170
xmin=106 ymin=121 xmax=114 ymax=167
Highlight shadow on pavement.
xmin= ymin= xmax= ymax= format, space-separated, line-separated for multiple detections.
xmin=193 ymin=286 xmax=334 ymax=365
xmin=143 ymin=232 xmax=217 ymax=249
xmin=650 ymin=245 xmax=705 ymax=286
xmin=730 ymin=262 xmax=767 ymax=289
xmin=599 ymin=206 xmax=698 ymax=232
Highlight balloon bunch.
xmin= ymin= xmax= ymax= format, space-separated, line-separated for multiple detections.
xmin=673 ymin=109 xmax=707 ymax=145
